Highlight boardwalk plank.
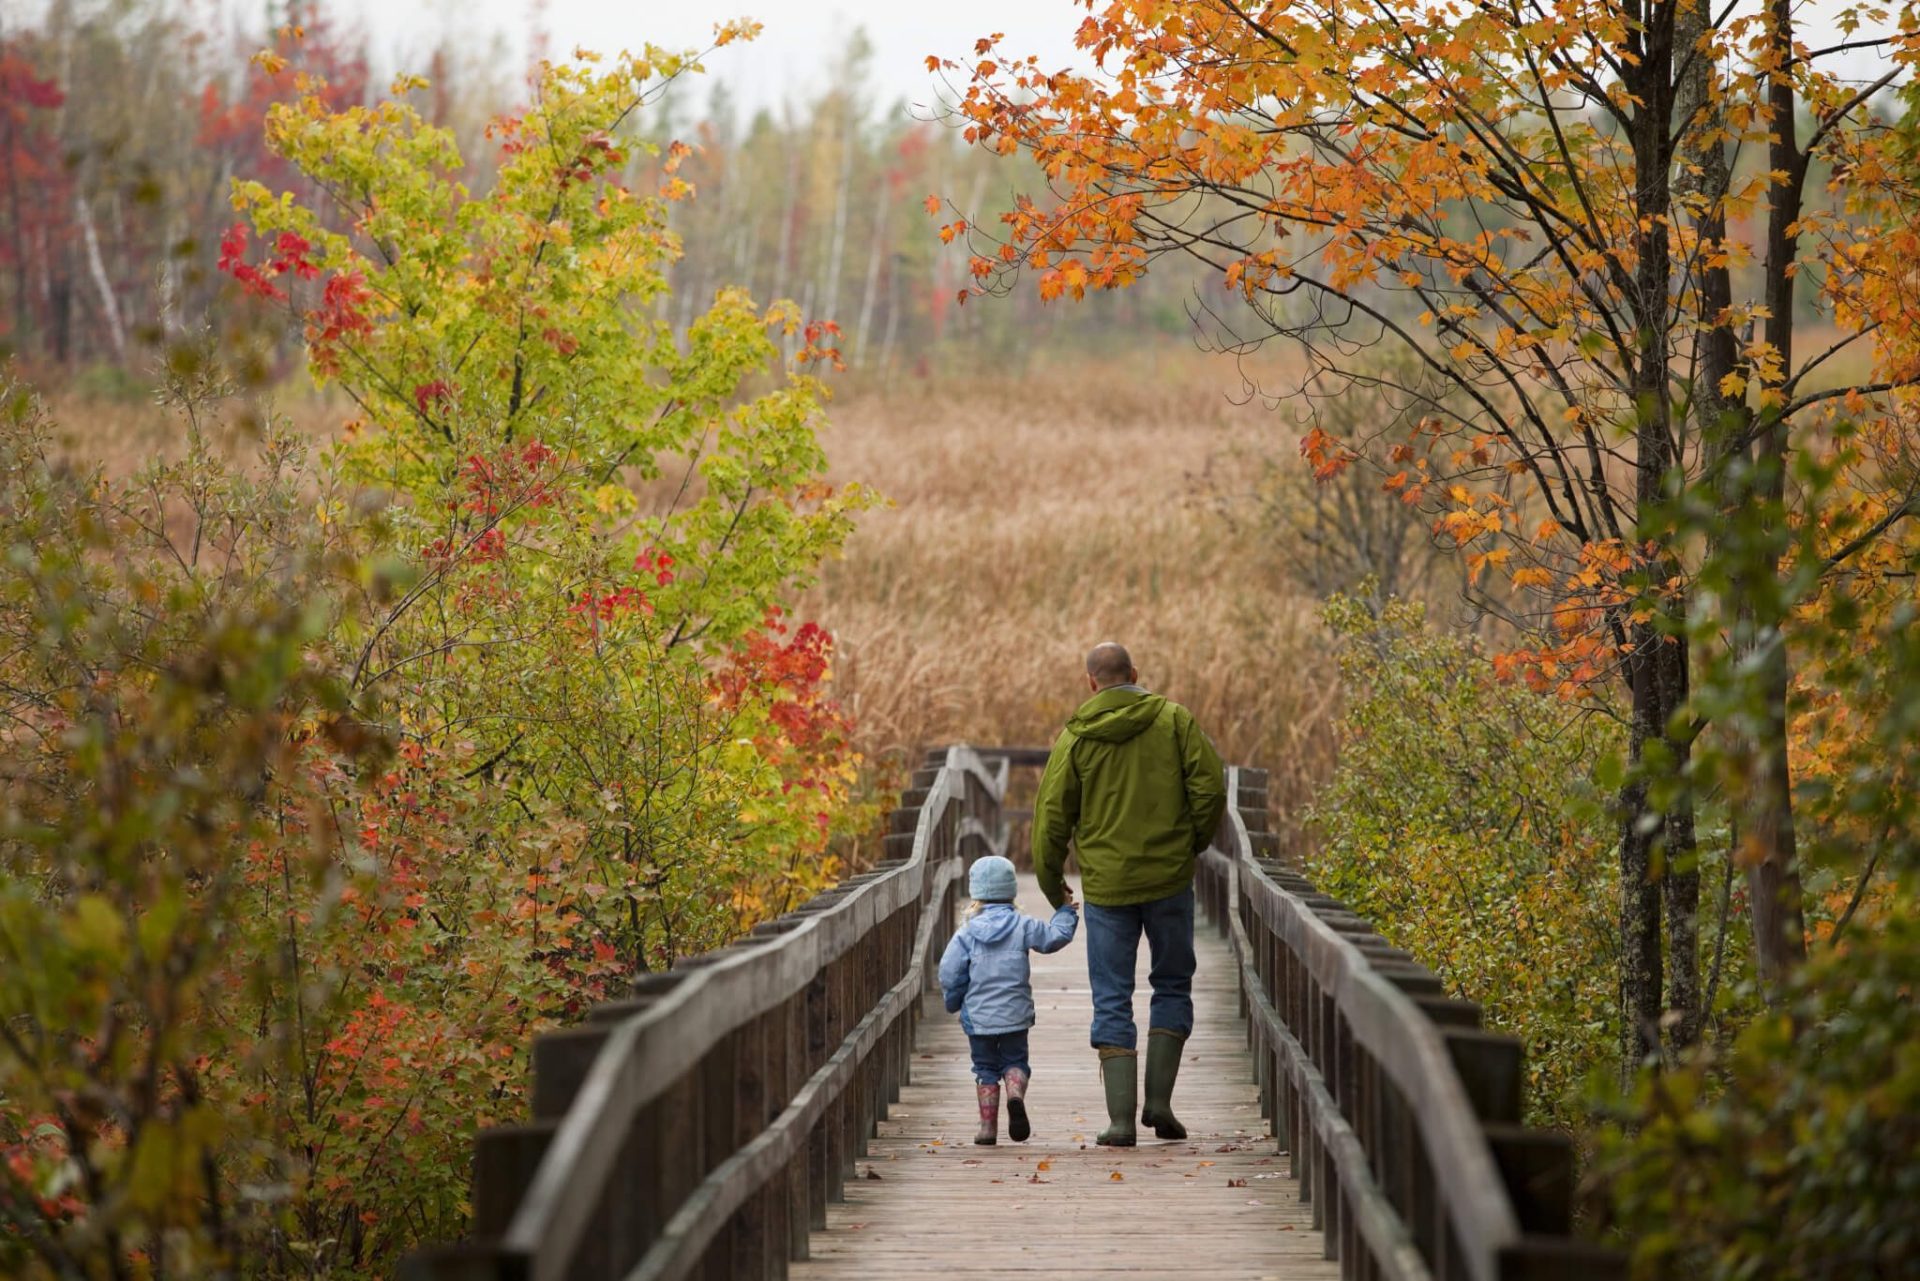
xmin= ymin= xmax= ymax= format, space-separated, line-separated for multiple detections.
xmin=792 ymin=875 xmax=1340 ymax=1280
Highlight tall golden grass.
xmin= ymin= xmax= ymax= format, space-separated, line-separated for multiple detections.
xmin=806 ymin=353 xmax=1340 ymax=825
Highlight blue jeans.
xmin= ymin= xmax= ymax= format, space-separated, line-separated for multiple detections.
xmin=967 ymin=1030 xmax=1031 ymax=1086
xmin=1084 ymin=886 xmax=1196 ymax=1049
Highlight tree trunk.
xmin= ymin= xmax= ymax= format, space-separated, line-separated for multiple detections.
xmin=1619 ymin=0 xmax=1698 ymax=1064
xmin=76 ymin=190 xmax=127 ymax=360
xmin=1739 ymin=0 xmax=1811 ymax=993
xmin=821 ymin=110 xmax=855 ymax=324
xmin=1618 ymin=671 xmax=1668 ymax=1065
xmin=771 ymin=141 xmax=799 ymax=306
xmin=1657 ymin=639 xmax=1699 ymax=1056
xmin=852 ymin=185 xmax=891 ymax=368
xmin=1673 ymin=0 xmax=1739 ymax=1051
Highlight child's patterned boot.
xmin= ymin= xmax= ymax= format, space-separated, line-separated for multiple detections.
xmin=1002 ymin=1067 xmax=1031 ymax=1141
xmin=974 ymin=1082 xmax=1000 ymax=1145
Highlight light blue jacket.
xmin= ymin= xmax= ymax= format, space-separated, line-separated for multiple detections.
xmin=937 ymin=902 xmax=1079 ymax=1035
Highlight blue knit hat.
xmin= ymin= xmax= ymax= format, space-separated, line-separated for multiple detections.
xmin=968 ymin=855 xmax=1017 ymax=903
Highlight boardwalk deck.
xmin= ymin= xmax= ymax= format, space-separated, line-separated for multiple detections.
xmin=793 ymin=875 xmax=1339 ymax=1280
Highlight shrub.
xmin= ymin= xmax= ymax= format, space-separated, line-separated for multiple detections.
xmin=1304 ymin=592 xmax=1622 ymax=1123
xmin=1595 ymin=907 xmax=1920 ymax=1279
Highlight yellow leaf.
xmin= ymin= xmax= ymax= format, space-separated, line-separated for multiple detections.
xmin=71 ymin=895 xmax=126 ymax=958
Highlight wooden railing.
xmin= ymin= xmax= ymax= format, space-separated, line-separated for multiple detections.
xmin=401 ymin=745 xmax=1008 ymax=1281
xmin=1194 ymin=766 xmax=1625 ymax=1281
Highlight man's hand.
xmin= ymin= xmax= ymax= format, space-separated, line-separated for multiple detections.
xmin=1061 ymin=884 xmax=1078 ymax=910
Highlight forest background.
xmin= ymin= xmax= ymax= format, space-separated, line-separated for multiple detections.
xmin=1 ymin=0 xmax=1917 ymax=1278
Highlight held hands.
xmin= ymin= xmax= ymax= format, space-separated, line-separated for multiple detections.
xmin=1060 ymin=884 xmax=1079 ymax=913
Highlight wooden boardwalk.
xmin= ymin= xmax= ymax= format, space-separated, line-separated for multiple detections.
xmin=793 ymin=875 xmax=1338 ymax=1279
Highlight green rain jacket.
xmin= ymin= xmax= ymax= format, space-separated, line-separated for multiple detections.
xmin=1032 ymin=686 xmax=1228 ymax=908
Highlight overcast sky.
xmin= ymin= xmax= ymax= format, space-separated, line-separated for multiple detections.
xmin=305 ymin=0 xmax=1909 ymax=119
xmin=13 ymin=0 xmax=1902 ymax=119
xmin=315 ymin=0 xmax=1093 ymax=116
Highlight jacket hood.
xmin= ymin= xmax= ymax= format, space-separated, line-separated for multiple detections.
xmin=1067 ymin=687 xmax=1167 ymax=744
xmin=965 ymin=903 xmax=1025 ymax=943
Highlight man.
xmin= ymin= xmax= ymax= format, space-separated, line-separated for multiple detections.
xmin=1032 ymin=642 xmax=1227 ymax=1146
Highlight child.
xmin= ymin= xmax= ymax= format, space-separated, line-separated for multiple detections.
xmin=937 ymin=854 xmax=1079 ymax=1145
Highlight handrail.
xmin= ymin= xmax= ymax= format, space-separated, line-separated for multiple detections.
xmin=1195 ymin=766 xmax=1626 ymax=1281
xmin=401 ymin=745 xmax=1007 ymax=1281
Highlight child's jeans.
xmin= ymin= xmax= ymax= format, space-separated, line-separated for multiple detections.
xmin=966 ymin=1030 xmax=1031 ymax=1086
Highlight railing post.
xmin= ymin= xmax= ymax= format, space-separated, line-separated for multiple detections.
xmin=657 ymin=1070 xmax=700 ymax=1259
xmin=887 ymin=906 xmax=908 ymax=1103
xmin=697 ymin=1028 xmax=738 ymax=1281
xmin=472 ymin=1124 xmax=554 ymax=1242
xmin=825 ymin=956 xmax=849 ymax=1207
xmin=804 ymin=972 xmax=831 ymax=1232
xmin=853 ymin=936 xmax=873 ymax=1159
xmin=739 ymin=1012 xmax=776 ymax=1280
xmin=759 ymin=1004 xmax=790 ymax=1281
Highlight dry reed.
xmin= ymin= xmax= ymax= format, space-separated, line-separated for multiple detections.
xmin=806 ymin=353 xmax=1340 ymax=826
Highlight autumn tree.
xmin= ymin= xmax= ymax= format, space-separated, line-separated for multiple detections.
xmin=940 ymin=0 xmax=1919 ymax=1060
xmin=0 ymin=37 xmax=71 ymax=358
xmin=223 ymin=32 xmax=878 ymax=965
xmin=2 ymin=32 xmax=884 ymax=1276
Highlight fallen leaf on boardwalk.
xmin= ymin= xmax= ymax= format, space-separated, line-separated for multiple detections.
xmin=1028 ymin=1173 xmax=1049 ymax=1184
xmin=1036 ymin=1159 xmax=1052 ymax=1171
xmin=1197 ymin=1160 xmax=1216 ymax=1168
xmin=1228 ymin=1178 xmax=1248 ymax=1188
xmin=1109 ymin=1171 xmax=1125 ymax=1182
xmin=850 ymin=1223 xmax=867 ymax=1231
xmin=961 ymin=1159 xmax=983 ymax=1167
xmin=1280 ymin=1225 xmax=1295 ymax=1231
xmin=863 ymin=1167 xmax=883 ymax=1180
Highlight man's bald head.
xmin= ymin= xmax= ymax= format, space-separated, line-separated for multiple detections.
xmin=1085 ymin=642 xmax=1137 ymax=690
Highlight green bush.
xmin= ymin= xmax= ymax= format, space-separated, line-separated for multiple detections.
xmin=1596 ymin=907 xmax=1920 ymax=1279
xmin=1305 ymin=592 xmax=1622 ymax=1123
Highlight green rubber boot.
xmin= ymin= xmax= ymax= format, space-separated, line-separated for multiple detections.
xmin=1095 ymin=1046 xmax=1138 ymax=1147
xmin=1140 ymin=1028 xmax=1188 ymax=1140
